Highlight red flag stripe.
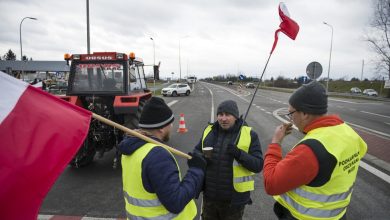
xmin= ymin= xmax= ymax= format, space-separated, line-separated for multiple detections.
xmin=0 ymin=72 xmax=91 ymax=220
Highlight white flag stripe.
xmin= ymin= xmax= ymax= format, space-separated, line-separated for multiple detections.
xmin=0 ymin=71 xmax=28 ymax=124
xmin=279 ymin=2 xmax=291 ymax=18
xmin=32 ymin=81 xmax=43 ymax=88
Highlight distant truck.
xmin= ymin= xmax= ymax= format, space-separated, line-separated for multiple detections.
xmin=187 ymin=76 xmax=197 ymax=84
xmin=59 ymin=52 xmax=152 ymax=168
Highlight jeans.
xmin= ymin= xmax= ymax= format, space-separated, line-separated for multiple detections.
xmin=201 ymin=199 xmax=245 ymax=220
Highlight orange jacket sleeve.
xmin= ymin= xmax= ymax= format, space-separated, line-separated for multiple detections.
xmin=263 ymin=143 xmax=319 ymax=195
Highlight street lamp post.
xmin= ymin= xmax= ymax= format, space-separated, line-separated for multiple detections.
xmin=86 ymin=0 xmax=90 ymax=54
xmin=178 ymin=36 xmax=189 ymax=82
xmin=19 ymin=16 xmax=37 ymax=80
xmin=323 ymin=22 xmax=333 ymax=92
xmin=179 ymin=40 xmax=182 ymax=82
xmin=20 ymin=17 xmax=37 ymax=61
xmin=150 ymin=37 xmax=155 ymax=66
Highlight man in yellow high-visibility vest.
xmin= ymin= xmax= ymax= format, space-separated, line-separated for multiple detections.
xmin=263 ymin=82 xmax=367 ymax=220
xmin=193 ymin=100 xmax=264 ymax=220
xmin=119 ymin=97 xmax=207 ymax=219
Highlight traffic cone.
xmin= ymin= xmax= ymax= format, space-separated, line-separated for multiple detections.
xmin=177 ymin=113 xmax=188 ymax=133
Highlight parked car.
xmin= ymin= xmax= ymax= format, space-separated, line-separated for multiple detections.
xmin=245 ymin=83 xmax=255 ymax=89
xmin=363 ymin=89 xmax=378 ymax=96
xmin=227 ymin=81 xmax=233 ymax=85
xmin=161 ymin=83 xmax=191 ymax=96
xmin=350 ymin=87 xmax=362 ymax=93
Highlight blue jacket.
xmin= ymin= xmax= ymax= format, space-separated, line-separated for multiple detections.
xmin=118 ymin=136 xmax=204 ymax=214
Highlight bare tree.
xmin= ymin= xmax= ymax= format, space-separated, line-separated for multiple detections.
xmin=366 ymin=0 xmax=390 ymax=96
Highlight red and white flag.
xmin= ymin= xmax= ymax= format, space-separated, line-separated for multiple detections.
xmin=0 ymin=71 xmax=91 ymax=219
xmin=270 ymin=2 xmax=300 ymax=54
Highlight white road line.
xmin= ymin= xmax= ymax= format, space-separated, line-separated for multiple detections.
xmin=82 ymin=217 xmax=118 ymax=220
xmin=360 ymin=161 xmax=390 ymax=184
xmin=203 ymin=84 xmax=215 ymax=122
xmin=328 ymin=98 xmax=358 ymax=104
xmin=167 ymin=100 xmax=178 ymax=107
xmin=37 ymin=215 xmax=53 ymax=220
xmin=346 ymin=121 xmax=390 ymax=139
xmin=273 ymin=107 xmax=390 ymax=183
xmin=360 ymin=111 xmax=390 ymax=119
xmin=386 ymin=122 xmax=390 ymax=126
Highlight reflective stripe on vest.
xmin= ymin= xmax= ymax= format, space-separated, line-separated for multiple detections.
xmin=122 ymin=142 xmax=197 ymax=220
xmin=275 ymin=123 xmax=367 ymax=220
xmin=202 ymin=125 xmax=255 ymax=192
xmin=279 ymin=193 xmax=347 ymax=218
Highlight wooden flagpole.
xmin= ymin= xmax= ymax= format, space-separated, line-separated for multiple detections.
xmin=92 ymin=113 xmax=191 ymax=159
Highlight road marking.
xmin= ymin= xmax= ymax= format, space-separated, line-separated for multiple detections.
xmin=346 ymin=121 xmax=390 ymax=139
xmin=203 ymin=84 xmax=215 ymax=122
xmin=38 ymin=215 xmax=53 ymax=220
xmin=385 ymin=122 xmax=390 ymax=126
xmin=38 ymin=216 xmax=122 ymax=220
xmin=329 ymin=98 xmax=358 ymax=104
xmin=360 ymin=161 xmax=390 ymax=184
xmin=167 ymin=100 xmax=178 ymax=107
xmin=360 ymin=111 xmax=390 ymax=119
xmin=273 ymin=107 xmax=390 ymax=183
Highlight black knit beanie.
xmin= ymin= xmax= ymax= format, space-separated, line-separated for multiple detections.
xmin=217 ymin=100 xmax=239 ymax=119
xmin=139 ymin=97 xmax=174 ymax=129
xmin=289 ymin=81 xmax=328 ymax=115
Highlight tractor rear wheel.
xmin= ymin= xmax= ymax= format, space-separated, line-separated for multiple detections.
xmin=124 ymin=99 xmax=146 ymax=129
xmin=70 ymin=136 xmax=96 ymax=168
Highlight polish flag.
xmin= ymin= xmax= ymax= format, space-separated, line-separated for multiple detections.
xmin=270 ymin=2 xmax=300 ymax=54
xmin=0 ymin=71 xmax=91 ymax=219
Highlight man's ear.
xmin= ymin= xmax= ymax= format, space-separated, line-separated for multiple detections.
xmin=302 ymin=112 xmax=310 ymax=121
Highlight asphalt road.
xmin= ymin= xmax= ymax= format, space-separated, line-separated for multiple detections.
xmin=40 ymin=81 xmax=390 ymax=219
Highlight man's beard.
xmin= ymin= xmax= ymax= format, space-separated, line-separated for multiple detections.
xmin=162 ymin=132 xmax=170 ymax=142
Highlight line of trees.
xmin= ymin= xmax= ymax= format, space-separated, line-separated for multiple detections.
xmin=0 ymin=49 xmax=32 ymax=61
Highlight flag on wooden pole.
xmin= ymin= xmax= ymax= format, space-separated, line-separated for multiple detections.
xmin=0 ymin=71 xmax=91 ymax=220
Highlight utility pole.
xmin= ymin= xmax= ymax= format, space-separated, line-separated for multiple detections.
xmin=323 ymin=22 xmax=333 ymax=92
xmin=361 ymin=59 xmax=364 ymax=81
xmin=86 ymin=0 xmax=90 ymax=54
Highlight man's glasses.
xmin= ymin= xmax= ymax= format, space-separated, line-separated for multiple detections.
xmin=285 ymin=110 xmax=297 ymax=120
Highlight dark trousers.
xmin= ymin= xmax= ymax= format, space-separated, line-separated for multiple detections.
xmin=273 ymin=202 xmax=347 ymax=220
xmin=202 ymin=199 xmax=245 ymax=220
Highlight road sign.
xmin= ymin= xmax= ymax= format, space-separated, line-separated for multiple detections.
xmin=306 ymin=61 xmax=323 ymax=80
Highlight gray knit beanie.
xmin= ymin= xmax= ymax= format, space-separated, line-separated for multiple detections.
xmin=217 ymin=100 xmax=239 ymax=119
xmin=289 ymin=81 xmax=328 ymax=115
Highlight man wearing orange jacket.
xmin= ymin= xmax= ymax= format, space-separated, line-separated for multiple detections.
xmin=263 ymin=81 xmax=367 ymax=220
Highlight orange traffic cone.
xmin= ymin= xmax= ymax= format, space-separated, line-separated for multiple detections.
xmin=177 ymin=113 xmax=188 ymax=133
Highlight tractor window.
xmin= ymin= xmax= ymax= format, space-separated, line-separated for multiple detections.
xmin=71 ymin=63 xmax=125 ymax=93
xmin=137 ymin=65 xmax=146 ymax=89
xmin=129 ymin=64 xmax=146 ymax=91
xmin=129 ymin=67 xmax=136 ymax=83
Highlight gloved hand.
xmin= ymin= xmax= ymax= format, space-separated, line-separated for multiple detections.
xmin=227 ymin=144 xmax=242 ymax=159
xmin=187 ymin=152 xmax=207 ymax=172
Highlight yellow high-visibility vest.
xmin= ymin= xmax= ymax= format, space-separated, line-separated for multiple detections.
xmin=202 ymin=125 xmax=255 ymax=192
xmin=122 ymin=143 xmax=197 ymax=220
xmin=274 ymin=123 xmax=367 ymax=220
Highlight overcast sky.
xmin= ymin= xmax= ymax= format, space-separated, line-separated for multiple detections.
xmin=0 ymin=0 xmax=380 ymax=80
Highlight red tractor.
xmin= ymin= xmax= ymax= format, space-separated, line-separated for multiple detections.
xmin=60 ymin=52 xmax=152 ymax=168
